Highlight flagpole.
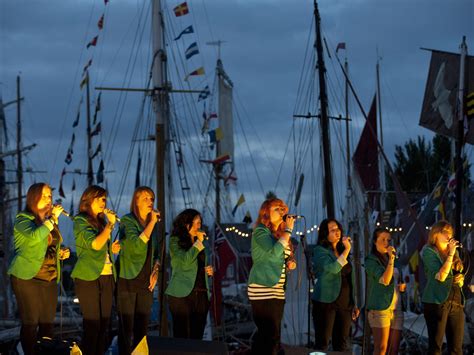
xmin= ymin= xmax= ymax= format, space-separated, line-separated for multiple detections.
xmin=454 ymin=36 xmax=467 ymax=242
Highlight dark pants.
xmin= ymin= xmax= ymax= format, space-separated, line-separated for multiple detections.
xmin=250 ymin=298 xmax=285 ymax=355
xmin=75 ymin=275 xmax=115 ymax=355
xmin=168 ymin=290 xmax=209 ymax=339
xmin=11 ymin=276 xmax=58 ymax=355
xmin=423 ymin=302 xmax=464 ymax=355
xmin=312 ymin=300 xmax=352 ymax=352
xmin=117 ymin=290 xmax=153 ymax=355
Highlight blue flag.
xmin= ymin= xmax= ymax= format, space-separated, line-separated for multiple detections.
xmin=174 ymin=25 xmax=194 ymax=41
xmin=185 ymin=42 xmax=199 ymax=60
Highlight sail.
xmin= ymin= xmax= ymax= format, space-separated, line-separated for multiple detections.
xmin=420 ymin=50 xmax=474 ymax=144
xmin=217 ymin=60 xmax=234 ymax=160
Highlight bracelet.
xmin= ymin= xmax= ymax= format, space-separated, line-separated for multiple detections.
xmin=284 ymin=228 xmax=293 ymax=234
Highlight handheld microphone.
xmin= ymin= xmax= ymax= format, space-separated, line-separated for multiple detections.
xmin=449 ymin=238 xmax=463 ymax=248
xmin=60 ymin=210 xmax=74 ymax=220
xmin=104 ymin=208 xmax=121 ymax=223
xmin=283 ymin=214 xmax=304 ymax=222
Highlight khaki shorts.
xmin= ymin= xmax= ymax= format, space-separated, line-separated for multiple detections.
xmin=368 ymin=309 xmax=404 ymax=330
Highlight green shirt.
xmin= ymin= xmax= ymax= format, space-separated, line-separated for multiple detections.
xmin=8 ymin=211 xmax=59 ymax=280
xmin=118 ymin=213 xmax=160 ymax=280
xmin=247 ymin=225 xmax=286 ymax=287
xmin=165 ymin=235 xmax=209 ymax=298
xmin=71 ymin=214 xmax=116 ymax=281
xmin=365 ymin=253 xmax=396 ymax=310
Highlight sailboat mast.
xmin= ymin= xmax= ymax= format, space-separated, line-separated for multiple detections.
xmin=152 ymin=0 xmax=169 ymax=336
xmin=345 ymin=59 xmax=351 ymax=195
xmin=454 ymin=36 xmax=467 ymax=242
xmin=314 ymin=0 xmax=335 ymax=218
xmin=86 ymin=71 xmax=94 ymax=186
xmin=16 ymin=75 xmax=22 ymax=210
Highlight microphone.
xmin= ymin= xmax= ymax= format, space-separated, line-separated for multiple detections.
xmin=104 ymin=208 xmax=121 ymax=223
xmin=193 ymin=230 xmax=208 ymax=242
xmin=449 ymin=238 xmax=463 ymax=248
xmin=60 ymin=210 xmax=74 ymax=220
xmin=283 ymin=214 xmax=304 ymax=222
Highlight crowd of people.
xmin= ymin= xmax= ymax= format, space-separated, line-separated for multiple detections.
xmin=7 ymin=186 xmax=467 ymax=355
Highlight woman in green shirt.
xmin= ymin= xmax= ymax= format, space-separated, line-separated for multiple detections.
xmin=365 ymin=228 xmax=406 ymax=355
xmin=8 ymin=183 xmax=69 ymax=355
xmin=72 ymin=185 xmax=120 ymax=355
xmin=422 ymin=220 xmax=464 ymax=355
xmin=117 ymin=186 xmax=161 ymax=354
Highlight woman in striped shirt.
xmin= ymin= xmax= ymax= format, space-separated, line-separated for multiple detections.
xmin=247 ymin=198 xmax=296 ymax=355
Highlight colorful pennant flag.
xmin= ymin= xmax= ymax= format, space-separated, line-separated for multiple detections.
xmin=86 ymin=35 xmax=98 ymax=49
xmin=82 ymin=59 xmax=92 ymax=75
xmin=173 ymin=2 xmax=189 ymax=17
xmin=80 ymin=75 xmax=89 ymax=90
xmin=212 ymin=154 xmax=230 ymax=165
xmin=243 ymin=210 xmax=252 ymax=224
xmin=231 ymin=194 xmax=246 ymax=216
xmin=59 ymin=168 xmax=66 ymax=198
xmin=208 ymin=127 xmax=223 ymax=143
xmin=198 ymin=85 xmax=211 ymax=102
xmin=336 ymin=42 xmax=346 ymax=53
xmin=185 ymin=42 xmax=199 ymax=60
xmin=131 ymin=336 xmax=149 ymax=355
xmin=467 ymin=92 xmax=474 ymax=119
xmin=93 ymin=93 xmax=102 ymax=125
xmin=174 ymin=25 xmax=194 ymax=41
xmin=97 ymin=159 xmax=105 ymax=183
xmin=91 ymin=143 xmax=102 ymax=159
xmin=184 ymin=67 xmax=205 ymax=81
xmin=97 ymin=14 xmax=104 ymax=29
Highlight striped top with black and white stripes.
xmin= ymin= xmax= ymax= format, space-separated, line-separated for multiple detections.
xmin=247 ymin=247 xmax=291 ymax=300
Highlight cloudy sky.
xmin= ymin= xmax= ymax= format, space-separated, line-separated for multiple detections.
xmin=1 ymin=0 xmax=473 ymax=242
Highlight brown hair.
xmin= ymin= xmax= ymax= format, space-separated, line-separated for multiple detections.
xmin=78 ymin=185 xmax=107 ymax=230
xmin=130 ymin=186 xmax=155 ymax=226
xmin=255 ymin=198 xmax=289 ymax=236
xmin=25 ymin=183 xmax=51 ymax=222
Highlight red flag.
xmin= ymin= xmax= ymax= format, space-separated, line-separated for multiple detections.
xmin=86 ymin=35 xmax=98 ymax=49
xmin=97 ymin=14 xmax=104 ymax=30
xmin=336 ymin=42 xmax=346 ymax=53
xmin=210 ymin=225 xmax=237 ymax=325
xmin=173 ymin=2 xmax=189 ymax=17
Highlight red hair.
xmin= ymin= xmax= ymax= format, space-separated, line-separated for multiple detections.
xmin=255 ymin=198 xmax=289 ymax=236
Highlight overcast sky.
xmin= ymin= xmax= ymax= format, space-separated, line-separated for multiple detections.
xmin=1 ymin=0 xmax=473 ymax=243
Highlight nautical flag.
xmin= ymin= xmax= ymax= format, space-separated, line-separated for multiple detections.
xmin=91 ymin=143 xmax=102 ymax=159
xmin=336 ymin=42 xmax=346 ymax=53
xmin=91 ymin=122 xmax=101 ymax=137
xmin=198 ymin=85 xmax=210 ymax=102
xmin=93 ymin=93 xmax=101 ymax=125
xmin=208 ymin=127 xmax=223 ymax=143
xmin=73 ymin=108 xmax=80 ymax=128
xmin=131 ymin=335 xmax=148 ymax=355
xmin=420 ymin=51 xmax=474 ymax=144
xmin=174 ymin=2 xmax=189 ymax=17
xmin=97 ymin=14 xmax=104 ymax=30
xmin=97 ymin=159 xmax=105 ymax=183
xmin=184 ymin=67 xmax=205 ymax=81
xmin=59 ymin=168 xmax=66 ymax=198
xmin=65 ymin=149 xmax=73 ymax=165
xmin=185 ymin=42 xmax=199 ymax=60
xmin=80 ymin=75 xmax=89 ymax=90
xmin=212 ymin=154 xmax=230 ymax=165
xmin=231 ymin=194 xmax=245 ymax=216
xmin=243 ymin=211 xmax=252 ymax=224
xmin=174 ymin=25 xmax=194 ymax=41
xmin=135 ymin=149 xmax=142 ymax=188
xmin=82 ymin=59 xmax=92 ymax=75
xmin=209 ymin=112 xmax=218 ymax=119
xmin=467 ymin=92 xmax=474 ymax=119
xmin=86 ymin=35 xmax=98 ymax=49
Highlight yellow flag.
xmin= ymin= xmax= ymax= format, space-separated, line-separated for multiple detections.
xmin=409 ymin=250 xmax=419 ymax=273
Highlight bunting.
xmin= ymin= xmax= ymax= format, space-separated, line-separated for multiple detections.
xmin=467 ymin=92 xmax=474 ymax=119
xmin=174 ymin=25 xmax=194 ymax=41
xmin=243 ymin=211 xmax=252 ymax=224
xmin=72 ymin=98 xmax=82 ymax=127
xmin=198 ymin=85 xmax=211 ymax=102
xmin=59 ymin=168 xmax=66 ymax=198
xmin=65 ymin=133 xmax=75 ymax=165
xmin=208 ymin=127 xmax=223 ymax=144
xmin=91 ymin=143 xmax=102 ymax=159
xmin=82 ymin=59 xmax=93 ymax=75
xmin=91 ymin=122 xmax=101 ymax=137
xmin=336 ymin=42 xmax=346 ymax=53
xmin=173 ymin=2 xmax=189 ymax=17
xmin=97 ymin=159 xmax=105 ymax=183
xmin=184 ymin=67 xmax=205 ymax=81
xmin=86 ymin=35 xmax=98 ymax=49
xmin=93 ymin=93 xmax=102 ymax=125
xmin=185 ymin=42 xmax=199 ymax=60
xmin=80 ymin=75 xmax=89 ymax=90
xmin=231 ymin=194 xmax=245 ymax=216
xmin=97 ymin=14 xmax=104 ymax=30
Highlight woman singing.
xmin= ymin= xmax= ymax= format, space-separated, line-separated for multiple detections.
xmin=71 ymin=185 xmax=120 ymax=355
xmin=365 ymin=228 xmax=406 ymax=355
xmin=247 ymin=198 xmax=296 ymax=355
xmin=312 ymin=218 xmax=359 ymax=352
xmin=422 ymin=220 xmax=464 ymax=355
xmin=8 ymin=183 xmax=70 ymax=355
xmin=117 ymin=186 xmax=161 ymax=354
xmin=165 ymin=209 xmax=213 ymax=339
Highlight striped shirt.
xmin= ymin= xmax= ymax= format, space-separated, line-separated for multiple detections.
xmin=248 ymin=247 xmax=291 ymax=300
